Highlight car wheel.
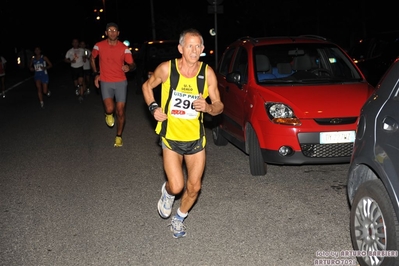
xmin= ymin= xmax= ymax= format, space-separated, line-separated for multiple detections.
xmin=247 ymin=125 xmax=266 ymax=176
xmin=212 ymin=125 xmax=228 ymax=146
xmin=350 ymin=179 xmax=399 ymax=266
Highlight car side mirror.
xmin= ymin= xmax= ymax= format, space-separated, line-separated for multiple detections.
xmin=226 ymin=71 xmax=241 ymax=84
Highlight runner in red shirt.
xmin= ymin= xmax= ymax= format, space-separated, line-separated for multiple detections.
xmin=91 ymin=22 xmax=135 ymax=147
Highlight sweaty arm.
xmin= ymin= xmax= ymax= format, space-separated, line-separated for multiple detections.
xmin=90 ymin=53 xmax=101 ymax=88
xmin=204 ymin=67 xmax=224 ymax=116
xmin=142 ymin=61 xmax=168 ymax=106
xmin=64 ymin=51 xmax=74 ymax=63
xmin=44 ymin=56 xmax=52 ymax=70
xmin=122 ymin=61 xmax=136 ymax=73
xmin=142 ymin=61 xmax=169 ymax=121
xmin=122 ymin=50 xmax=136 ymax=72
xmin=90 ymin=54 xmax=98 ymax=73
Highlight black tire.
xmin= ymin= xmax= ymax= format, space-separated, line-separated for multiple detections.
xmin=212 ymin=125 xmax=228 ymax=146
xmin=350 ymin=179 xmax=399 ymax=266
xmin=247 ymin=125 xmax=266 ymax=176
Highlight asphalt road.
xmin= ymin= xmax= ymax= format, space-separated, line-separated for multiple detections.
xmin=0 ymin=63 xmax=359 ymax=266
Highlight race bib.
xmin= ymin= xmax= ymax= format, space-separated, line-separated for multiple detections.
xmin=170 ymin=91 xmax=199 ymax=119
xmin=34 ymin=63 xmax=44 ymax=71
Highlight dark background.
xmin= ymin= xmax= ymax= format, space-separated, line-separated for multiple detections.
xmin=0 ymin=0 xmax=396 ymax=71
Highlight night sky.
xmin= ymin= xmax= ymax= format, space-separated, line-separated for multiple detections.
xmin=0 ymin=0 xmax=396 ymax=69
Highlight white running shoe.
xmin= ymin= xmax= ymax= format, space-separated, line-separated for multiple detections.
xmin=157 ymin=182 xmax=175 ymax=218
xmin=169 ymin=216 xmax=187 ymax=238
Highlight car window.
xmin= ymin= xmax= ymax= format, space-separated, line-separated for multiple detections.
xmin=253 ymin=43 xmax=362 ymax=83
xmin=232 ymin=47 xmax=248 ymax=84
xmin=219 ymin=47 xmax=235 ymax=76
xmin=321 ymin=48 xmax=355 ymax=78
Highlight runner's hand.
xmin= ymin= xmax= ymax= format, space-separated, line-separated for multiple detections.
xmin=193 ymin=93 xmax=208 ymax=112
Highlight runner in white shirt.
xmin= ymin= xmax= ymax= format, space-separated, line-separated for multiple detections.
xmin=64 ymin=38 xmax=86 ymax=102
xmin=80 ymin=41 xmax=92 ymax=95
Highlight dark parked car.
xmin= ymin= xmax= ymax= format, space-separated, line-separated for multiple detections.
xmin=348 ymin=31 xmax=399 ymax=87
xmin=134 ymin=40 xmax=181 ymax=95
xmin=347 ymin=58 xmax=399 ymax=266
xmin=212 ymin=35 xmax=375 ymax=176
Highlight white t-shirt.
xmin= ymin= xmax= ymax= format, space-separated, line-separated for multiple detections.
xmin=65 ymin=48 xmax=85 ymax=68
xmin=82 ymin=48 xmax=91 ymax=70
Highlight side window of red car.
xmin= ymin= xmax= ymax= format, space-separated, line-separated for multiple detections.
xmin=233 ymin=48 xmax=248 ymax=84
xmin=219 ymin=47 xmax=235 ymax=76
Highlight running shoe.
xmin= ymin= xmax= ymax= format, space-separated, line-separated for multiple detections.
xmin=114 ymin=136 xmax=123 ymax=147
xmin=47 ymin=91 xmax=51 ymax=97
xmin=40 ymin=102 xmax=44 ymax=109
xmin=78 ymin=96 xmax=83 ymax=103
xmin=169 ymin=216 xmax=187 ymax=239
xmin=75 ymin=85 xmax=80 ymax=96
xmin=84 ymin=88 xmax=90 ymax=95
xmin=157 ymin=182 xmax=175 ymax=218
xmin=2 ymin=92 xmax=5 ymax=98
xmin=105 ymin=113 xmax=114 ymax=127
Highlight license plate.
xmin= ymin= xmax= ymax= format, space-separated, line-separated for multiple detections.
xmin=319 ymin=131 xmax=356 ymax=144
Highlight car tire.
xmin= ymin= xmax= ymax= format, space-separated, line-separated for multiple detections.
xmin=212 ymin=125 xmax=228 ymax=146
xmin=247 ymin=125 xmax=266 ymax=176
xmin=350 ymin=179 xmax=399 ymax=266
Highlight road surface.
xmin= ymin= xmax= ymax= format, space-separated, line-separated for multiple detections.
xmin=0 ymin=63 xmax=359 ymax=266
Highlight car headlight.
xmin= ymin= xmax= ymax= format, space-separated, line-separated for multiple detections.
xmin=265 ymin=103 xmax=301 ymax=125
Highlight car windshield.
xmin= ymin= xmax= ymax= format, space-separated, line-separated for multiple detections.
xmin=253 ymin=43 xmax=362 ymax=83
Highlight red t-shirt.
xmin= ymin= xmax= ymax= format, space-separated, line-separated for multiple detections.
xmin=92 ymin=40 xmax=134 ymax=82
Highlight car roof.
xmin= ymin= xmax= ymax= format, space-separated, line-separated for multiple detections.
xmin=229 ymin=35 xmax=333 ymax=47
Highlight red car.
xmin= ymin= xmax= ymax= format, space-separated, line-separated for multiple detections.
xmin=212 ymin=35 xmax=375 ymax=176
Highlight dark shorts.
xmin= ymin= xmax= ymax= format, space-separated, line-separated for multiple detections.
xmin=34 ymin=72 xmax=49 ymax=84
xmin=71 ymin=66 xmax=84 ymax=80
xmin=83 ymin=69 xmax=91 ymax=77
xmin=100 ymin=80 xmax=128 ymax=102
xmin=160 ymin=136 xmax=206 ymax=155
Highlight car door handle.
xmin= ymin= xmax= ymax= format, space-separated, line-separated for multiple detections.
xmin=382 ymin=116 xmax=398 ymax=132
